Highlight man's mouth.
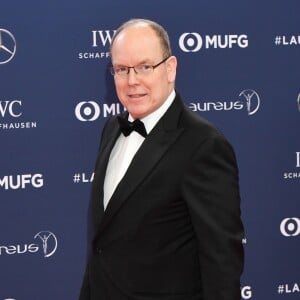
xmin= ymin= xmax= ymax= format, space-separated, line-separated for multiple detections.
xmin=128 ymin=93 xmax=147 ymax=99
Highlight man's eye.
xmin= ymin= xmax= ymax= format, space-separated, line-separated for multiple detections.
xmin=135 ymin=65 xmax=152 ymax=73
xmin=116 ymin=67 xmax=128 ymax=73
xmin=140 ymin=65 xmax=152 ymax=71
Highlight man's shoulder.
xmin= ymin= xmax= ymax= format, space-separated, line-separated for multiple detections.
xmin=181 ymin=105 xmax=224 ymax=139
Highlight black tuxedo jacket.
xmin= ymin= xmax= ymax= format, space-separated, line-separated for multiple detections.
xmin=79 ymin=93 xmax=244 ymax=300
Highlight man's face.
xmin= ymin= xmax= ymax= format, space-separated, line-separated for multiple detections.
xmin=111 ymin=24 xmax=177 ymax=119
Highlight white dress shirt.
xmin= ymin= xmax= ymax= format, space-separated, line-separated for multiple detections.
xmin=103 ymin=89 xmax=176 ymax=210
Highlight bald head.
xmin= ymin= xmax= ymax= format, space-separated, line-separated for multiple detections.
xmin=110 ymin=19 xmax=172 ymax=61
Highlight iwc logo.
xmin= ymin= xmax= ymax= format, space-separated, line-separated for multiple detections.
xmin=78 ymin=30 xmax=115 ymax=60
xmin=283 ymin=152 xmax=300 ymax=180
xmin=0 ymin=29 xmax=17 ymax=64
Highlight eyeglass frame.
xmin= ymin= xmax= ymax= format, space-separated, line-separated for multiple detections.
xmin=110 ymin=56 xmax=171 ymax=77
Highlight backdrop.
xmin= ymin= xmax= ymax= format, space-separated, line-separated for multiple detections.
xmin=1 ymin=1 xmax=299 ymax=299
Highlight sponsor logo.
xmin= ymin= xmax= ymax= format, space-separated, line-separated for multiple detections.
xmin=241 ymin=286 xmax=252 ymax=299
xmin=188 ymin=89 xmax=260 ymax=116
xmin=179 ymin=33 xmax=248 ymax=52
xmin=280 ymin=218 xmax=300 ymax=237
xmin=0 ymin=100 xmax=22 ymax=117
xmin=0 ymin=100 xmax=38 ymax=130
xmin=283 ymin=152 xmax=300 ymax=180
xmin=0 ymin=29 xmax=17 ymax=64
xmin=0 ymin=231 xmax=57 ymax=258
xmin=78 ymin=30 xmax=115 ymax=60
xmin=0 ymin=173 xmax=44 ymax=190
xmin=274 ymin=35 xmax=300 ymax=47
xmin=297 ymin=93 xmax=300 ymax=112
xmin=73 ymin=172 xmax=94 ymax=184
xmin=277 ymin=282 xmax=300 ymax=294
xmin=75 ymin=100 xmax=125 ymax=121
xmin=238 ymin=90 xmax=260 ymax=116
xmin=34 ymin=231 xmax=58 ymax=258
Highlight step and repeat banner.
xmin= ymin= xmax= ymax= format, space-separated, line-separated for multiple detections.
xmin=1 ymin=1 xmax=299 ymax=299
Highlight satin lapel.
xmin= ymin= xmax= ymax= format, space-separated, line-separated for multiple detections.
xmin=97 ymin=95 xmax=185 ymax=233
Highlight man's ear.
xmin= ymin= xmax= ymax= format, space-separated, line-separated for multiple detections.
xmin=166 ymin=56 xmax=177 ymax=83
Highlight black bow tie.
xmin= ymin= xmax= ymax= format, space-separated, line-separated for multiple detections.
xmin=117 ymin=116 xmax=147 ymax=138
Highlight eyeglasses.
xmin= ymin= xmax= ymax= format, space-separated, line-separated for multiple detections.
xmin=110 ymin=56 xmax=171 ymax=77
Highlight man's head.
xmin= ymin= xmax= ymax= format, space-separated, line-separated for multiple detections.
xmin=110 ymin=19 xmax=177 ymax=119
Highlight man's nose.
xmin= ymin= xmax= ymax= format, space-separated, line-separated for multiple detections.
xmin=127 ymin=68 xmax=139 ymax=84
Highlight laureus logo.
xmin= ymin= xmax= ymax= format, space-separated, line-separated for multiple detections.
xmin=239 ymin=89 xmax=260 ymax=115
xmin=34 ymin=231 xmax=58 ymax=258
xmin=0 ymin=231 xmax=58 ymax=258
xmin=0 ymin=29 xmax=17 ymax=64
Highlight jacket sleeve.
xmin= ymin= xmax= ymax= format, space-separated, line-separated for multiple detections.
xmin=182 ymin=135 xmax=244 ymax=300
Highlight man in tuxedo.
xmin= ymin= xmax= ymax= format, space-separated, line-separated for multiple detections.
xmin=79 ymin=18 xmax=244 ymax=300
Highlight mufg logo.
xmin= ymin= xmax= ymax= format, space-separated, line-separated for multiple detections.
xmin=0 ymin=173 xmax=44 ymax=190
xmin=75 ymin=101 xmax=125 ymax=121
xmin=280 ymin=218 xmax=300 ymax=237
xmin=241 ymin=286 xmax=253 ymax=299
xmin=179 ymin=33 xmax=248 ymax=52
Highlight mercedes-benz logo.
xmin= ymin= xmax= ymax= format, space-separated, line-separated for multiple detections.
xmin=0 ymin=29 xmax=17 ymax=64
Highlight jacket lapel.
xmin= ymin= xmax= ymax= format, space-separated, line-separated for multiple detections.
xmin=91 ymin=119 xmax=121 ymax=228
xmin=97 ymin=95 xmax=185 ymax=233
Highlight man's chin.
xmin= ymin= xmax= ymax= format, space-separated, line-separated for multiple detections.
xmin=128 ymin=109 xmax=148 ymax=120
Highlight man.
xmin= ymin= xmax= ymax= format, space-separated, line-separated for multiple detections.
xmin=79 ymin=18 xmax=244 ymax=300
